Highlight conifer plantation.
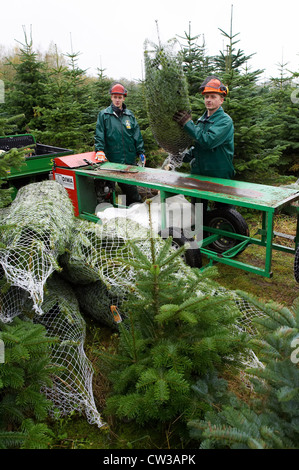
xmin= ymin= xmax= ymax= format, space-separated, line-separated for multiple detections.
xmin=0 ymin=22 xmax=298 ymax=450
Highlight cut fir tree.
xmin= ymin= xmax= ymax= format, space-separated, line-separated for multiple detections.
xmin=97 ymin=226 xmax=248 ymax=430
xmin=144 ymin=38 xmax=193 ymax=169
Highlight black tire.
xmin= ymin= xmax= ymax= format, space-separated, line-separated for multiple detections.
xmin=294 ymin=245 xmax=299 ymax=283
xmin=204 ymin=208 xmax=249 ymax=254
xmin=159 ymin=226 xmax=202 ymax=268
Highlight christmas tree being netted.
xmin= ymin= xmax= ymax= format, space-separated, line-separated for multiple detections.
xmin=144 ymin=36 xmax=193 ymax=169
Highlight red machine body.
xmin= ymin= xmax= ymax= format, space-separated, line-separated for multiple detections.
xmin=53 ymin=151 xmax=97 ymax=216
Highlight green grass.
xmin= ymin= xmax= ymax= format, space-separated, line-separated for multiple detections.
xmin=212 ymin=209 xmax=298 ymax=307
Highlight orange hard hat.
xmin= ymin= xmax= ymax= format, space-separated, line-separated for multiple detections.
xmin=199 ymin=76 xmax=228 ymax=96
xmin=110 ymin=83 xmax=127 ymax=96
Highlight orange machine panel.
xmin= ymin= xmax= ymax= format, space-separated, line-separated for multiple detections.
xmin=53 ymin=151 xmax=97 ymax=216
xmin=54 ymin=151 xmax=97 ymax=169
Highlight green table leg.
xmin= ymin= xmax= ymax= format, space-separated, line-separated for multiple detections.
xmin=265 ymin=210 xmax=274 ymax=276
xmin=295 ymin=209 xmax=299 ymax=248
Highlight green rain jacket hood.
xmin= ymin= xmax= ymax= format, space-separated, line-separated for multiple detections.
xmin=183 ymin=106 xmax=235 ymax=179
xmin=95 ymin=104 xmax=145 ymax=165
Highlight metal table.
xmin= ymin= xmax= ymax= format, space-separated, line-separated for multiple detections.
xmin=74 ymin=162 xmax=299 ymax=279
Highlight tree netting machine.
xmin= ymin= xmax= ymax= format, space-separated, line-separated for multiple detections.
xmin=53 ymin=152 xmax=299 ymax=282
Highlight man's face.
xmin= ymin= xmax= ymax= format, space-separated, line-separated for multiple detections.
xmin=204 ymin=93 xmax=224 ymax=115
xmin=111 ymin=94 xmax=125 ymax=109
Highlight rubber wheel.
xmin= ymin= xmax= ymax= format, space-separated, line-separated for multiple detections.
xmin=294 ymin=245 xmax=299 ymax=283
xmin=159 ymin=226 xmax=202 ymax=268
xmin=204 ymin=208 xmax=249 ymax=254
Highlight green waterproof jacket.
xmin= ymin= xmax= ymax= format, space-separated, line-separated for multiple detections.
xmin=95 ymin=104 xmax=144 ymax=164
xmin=183 ymin=106 xmax=235 ymax=179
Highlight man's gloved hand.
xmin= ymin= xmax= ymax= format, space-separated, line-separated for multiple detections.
xmin=138 ymin=153 xmax=146 ymax=167
xmin=95 ymin=151 xmax=107 ymax=162
xmin=173 ymin=110 xmax=192 ymax=126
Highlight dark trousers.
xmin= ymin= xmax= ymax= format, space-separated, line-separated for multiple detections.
xmin=118 ymin=182 xmax=142 ymax=206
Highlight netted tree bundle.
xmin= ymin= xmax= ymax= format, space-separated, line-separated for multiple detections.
xmin=35 ymin=274 xmax=104 ymax=428
xmin=76 ymin=280 xmax=122 ymax=329
xmin=59 ymin=218 xmax=131 ymax=295
xmin=60 ymin=216 xmax=165 ymax=298
xmin=0 ymin=281 xmax=29 ymax=323
xmin=0 ymin=181 xmax=75 ymax=314
xmin=144 ymin=39 xmax=193 ymax=163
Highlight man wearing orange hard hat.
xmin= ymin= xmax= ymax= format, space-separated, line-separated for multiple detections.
xmin=95 ymin=82 xmax=146 ymax=205
xmin=173 ymin=75 xmax=235 ymax=180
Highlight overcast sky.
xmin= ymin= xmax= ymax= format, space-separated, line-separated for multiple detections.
xmin=1 ymin=0 xmax=299 ymax=83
